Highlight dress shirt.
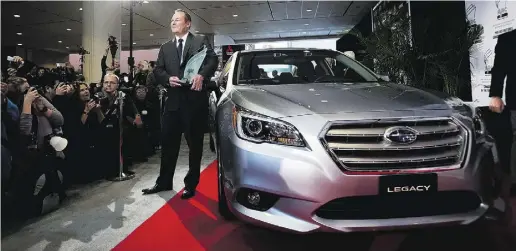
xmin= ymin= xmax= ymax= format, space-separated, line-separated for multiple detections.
xmin=175 ymin=33 xmax=189 ymax=64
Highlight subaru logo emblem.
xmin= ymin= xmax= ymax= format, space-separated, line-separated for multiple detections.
xmin=384 ymin=126 xmax=418 ymax=144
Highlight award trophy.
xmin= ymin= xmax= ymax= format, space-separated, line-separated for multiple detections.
xmin=176 ymin=47 xmax=209 ymax=87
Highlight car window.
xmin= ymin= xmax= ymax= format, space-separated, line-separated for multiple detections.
xmin=234 ymin=50 xmax=378 ymax=85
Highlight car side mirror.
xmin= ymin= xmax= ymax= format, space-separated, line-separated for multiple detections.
xmin=379 ymin=75 xmax=390 ymax=82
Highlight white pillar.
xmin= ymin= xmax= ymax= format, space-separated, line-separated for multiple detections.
xmin=82 ymin=1 xmax=121 ymax=83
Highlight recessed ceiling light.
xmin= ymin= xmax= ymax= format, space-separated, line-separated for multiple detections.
xmin=233 ymin=14 xmax=238 ymax=17
xmin=306 ymin=9 xmax=312 ymax=12
xmin=14 ymin=14 xmax=20 ymax=18
xmin=304 ymin=23 xmax=309 ymax=26
xmin=66 ymin=46 xmax=70 ymax=49
xmin=66 ymin=28 xmax=71 ymax=31
xmin=122 ymin=23 xmax=127 ymax=26
xmin=143 ymin=0 xmax=149 ymax=3
xmin=133 ymin=42 xmax=136 ymax=45
xmin=150 ymin=33 xmax=154 ymax=36
xmin=244 ymin=27 xmax=248 ymax=30
xmin=79 ymin=8 xmax=83 ymax=11
xmin=58 ymin=41 xmax=62 ymax=43
xmin=16 ymin=32 xmax=22 ymax=35
xmin=17 ymin=44 xmax=22 ymax=46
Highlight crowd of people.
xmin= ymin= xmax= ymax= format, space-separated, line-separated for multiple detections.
xmin=1 ymin=52 xmax=162 ymax=221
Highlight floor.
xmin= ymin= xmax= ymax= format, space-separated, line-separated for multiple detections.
xmin=1 ymin=135 xmax=515 ymax=251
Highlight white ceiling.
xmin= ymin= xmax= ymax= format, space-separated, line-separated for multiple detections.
xmin=1 ymin=1 xmax=374 ymax=53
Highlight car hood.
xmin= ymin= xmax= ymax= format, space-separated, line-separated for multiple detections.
xmin=234 ymin=82 xmax=456 ymax=117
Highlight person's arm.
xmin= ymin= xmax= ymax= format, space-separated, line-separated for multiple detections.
xmin=123 ymin=95 xmax=142 ymax=127
xmin=39 ymin=97 xmax=64 ymax=128
xmin=198 ymin=36 xmax=219 ymax=80
xmin=19 ymin=106 xmax=33 ymax=135
xmin=489 ymin=35 xmax=509 ymax=98
xmin=153 ymin=44 xmax=172 ymax=86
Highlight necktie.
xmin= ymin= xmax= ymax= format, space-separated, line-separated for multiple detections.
xmin=177 ymin=38 xmax=183 ymax=63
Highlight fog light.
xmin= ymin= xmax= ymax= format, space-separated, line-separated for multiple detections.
xmin=236 ymin=188 xmax=280 ymax=211
xmin=247 ymin=192 xmax=261 ymax=205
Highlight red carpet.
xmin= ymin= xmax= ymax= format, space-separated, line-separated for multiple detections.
xmin=113 ymin=161 xmax=516 ymax=251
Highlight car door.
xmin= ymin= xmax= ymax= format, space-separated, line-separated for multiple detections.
xmin=208 ymin=54 xmax=234 ymax=135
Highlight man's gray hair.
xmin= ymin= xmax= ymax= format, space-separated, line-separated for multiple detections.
xmin=104 ymin=73 xmax=119 ymax=84
xmin=174 ymin=9 xmax=192 ymax=22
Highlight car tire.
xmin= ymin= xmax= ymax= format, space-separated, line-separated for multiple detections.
xmin=217 ymin=142 xmax=236 ymax=220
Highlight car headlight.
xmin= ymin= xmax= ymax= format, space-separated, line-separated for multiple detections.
xmin=232 ymin=106 xmax=306 ymax=147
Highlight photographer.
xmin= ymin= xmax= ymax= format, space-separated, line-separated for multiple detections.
xmin=96 ymin=73 xmax=141 ymax=178
xmin=14 ymin=86 xmax=66 ymax=217
xmin=7 ymin=56 xmax=36 ymax=78
xmin=6 ymin=76 xmax=30 ymax=108
xmin=54 ymin=82 xmax=103 ymax=183
xmin=101 ymin=37 xmax=120 ymax=84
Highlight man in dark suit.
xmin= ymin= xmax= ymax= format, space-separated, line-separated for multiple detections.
xmin=142 ymin=9 xmax=218 ymax=199
xmin=488 ymin=30 xmax=515 ymax=226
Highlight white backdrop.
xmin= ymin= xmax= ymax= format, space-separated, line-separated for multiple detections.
xmin=466 ymin=1 xmax=515 ymax=106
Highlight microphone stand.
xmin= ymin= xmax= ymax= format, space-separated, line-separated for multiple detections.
xmin=109 ymin=91 xmax=135 ymax=181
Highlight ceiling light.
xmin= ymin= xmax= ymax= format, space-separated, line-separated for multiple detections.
xmin=304 ymin=23 xmax=309 ymax=26
xmin=79 ymin=8 xmax=83 ymax=11
xmin=58 ymin=41 xmax=62 ymax=43
xmin=133 ymin=42 xmax=136 ymax=45
xmin=17 ymin=33 xmax=22 ymax=35
xmin=66 ymin=28 xmax=71 ymax=31
xmin=17 ymin=44 xmax=22 ymax=46
xmin=14 ymin=14 xmax=20 ymax=18
xmin=122 ymin=23 xmax=127 ymax=26
xmin=66 ymin=46 xmax=70 ymax=49
xmin=143 ymin=0 xmax=149 ymax=3
xmin=150 ymin=33 xmax=154 ymax=36
xmin=233 ymin=14 xmax=238 ymax=17
xmin=306 ymin=9 xmax=312 ymax=12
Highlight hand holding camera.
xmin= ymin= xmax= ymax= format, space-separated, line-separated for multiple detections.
xmin=84 ymin=100 xmax=99 ymax=113
xmin=24 ymin=87 xmax=39 ymax=105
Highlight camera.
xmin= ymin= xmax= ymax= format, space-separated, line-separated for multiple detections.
xmin=108 ymin=36 xmax=118 ymax=47
xmin=92 ymin=91 xmax=108 ymax=105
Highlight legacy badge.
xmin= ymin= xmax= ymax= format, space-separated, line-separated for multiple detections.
xmin=387 ymin=185 xmax=431 ymax=193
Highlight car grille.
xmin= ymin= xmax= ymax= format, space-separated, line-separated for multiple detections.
xmin=322 ymin=118 xmax=467 ymax=171
xmin=314 ymin=191 xmax=481 ymax=220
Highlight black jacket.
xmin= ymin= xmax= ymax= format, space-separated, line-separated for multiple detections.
xmin=490 ymin=30 xmax=516 ymax=110
xmin=153 ymin=33 xmax=218 ymax=112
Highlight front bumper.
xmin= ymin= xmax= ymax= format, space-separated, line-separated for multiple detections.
xmin=219 ymin=132 xmax=493 ymax=233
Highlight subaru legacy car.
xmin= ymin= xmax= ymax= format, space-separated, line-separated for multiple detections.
xmin=208 ymin=48 xmax=496 ymax=233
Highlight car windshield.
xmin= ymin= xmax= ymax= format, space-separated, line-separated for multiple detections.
xmin=235 ymin=50 xmax=379 ymax=85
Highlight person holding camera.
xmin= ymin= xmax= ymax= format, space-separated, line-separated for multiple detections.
xmin=6 ymin=56 xmax=36 ymax=79
xmin=14 ymin=86 xmax=66 ymax=217
xmin=96 ymin=73 xmax=142 ymax=178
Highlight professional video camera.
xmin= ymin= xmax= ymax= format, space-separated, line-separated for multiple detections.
xmin=78 ymin=46 xmax=90 ymax=56
xmin=108 ymin=35 xmax=119 ymax=67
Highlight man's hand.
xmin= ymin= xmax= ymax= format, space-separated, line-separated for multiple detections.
xmin=134 ymin=115 xmax=143 ymax=128
xmin=24 ymin=87 xmax=39 ymax=105
xmin=191 ymin=74 xmax=204 ymax=91
xmin=55 ymin=84 xmax=67 ymax=96
xmin=169 ymin=76 xmax=181 ymax=87
xmin=489 ymin=97 xmax=505 ymax=113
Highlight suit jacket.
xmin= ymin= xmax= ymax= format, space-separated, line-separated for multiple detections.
xmin=490 ymin=30 xmax=515 ymax=110
xmin=154 ymin=33 xmax=218 ymax=112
